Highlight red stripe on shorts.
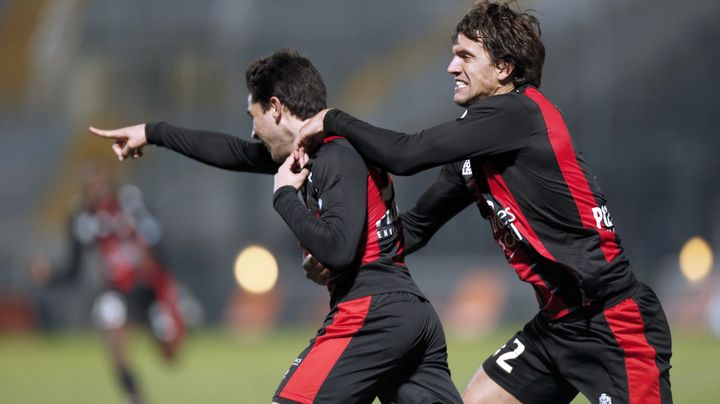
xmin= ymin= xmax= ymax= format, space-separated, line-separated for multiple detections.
xmin=604 ymin=298 xmax=661 ymax=404
xmin=279 ymin=295 xmax=372 ymax=403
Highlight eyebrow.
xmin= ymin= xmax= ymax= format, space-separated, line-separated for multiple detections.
xmin=455 ymin=48 xmax=474 ymax=57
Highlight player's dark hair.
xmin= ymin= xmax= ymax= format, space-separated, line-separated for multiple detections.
xmin=453 ymin=0 xmax=545 ymax=88
xmin=245 ymin=49 xmax=327 ymax=119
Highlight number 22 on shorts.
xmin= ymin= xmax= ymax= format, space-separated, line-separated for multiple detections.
xmin=492 ymin=338 xmax=525 ymax=373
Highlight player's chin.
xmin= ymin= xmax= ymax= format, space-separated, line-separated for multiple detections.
xmin=453 ymin=95 xmax=471 ymax=108
xmin=267 ymin=148 xmax=281 ymax=163
xmin=452 ymin=90 xmax=469 ymax=105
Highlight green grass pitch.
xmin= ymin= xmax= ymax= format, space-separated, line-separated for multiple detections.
xmin=0 ymin=328 xmax=717 ymax=403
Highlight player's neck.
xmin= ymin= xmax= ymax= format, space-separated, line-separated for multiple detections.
xmin=493 ymin=82 xmax=515 ymax=96
xmin=285 ymin=116 xmax=310 ymax=140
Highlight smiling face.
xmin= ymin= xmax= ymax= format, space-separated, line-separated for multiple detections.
xmin=247 ymin=94 xmax=294 ymax=162
xmin=447 ymin=33 xmax=513 ymax=107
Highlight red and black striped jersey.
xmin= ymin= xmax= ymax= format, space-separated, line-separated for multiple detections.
xmin=146 ymin=123 xmax=423 ymax=306
xmin=324 ymin=85 xmax=637 ymax=319
xmin=273 ymin=137 xmax=422 ymax=306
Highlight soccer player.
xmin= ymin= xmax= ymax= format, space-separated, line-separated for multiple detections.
xmin=295 ymin=2 xmax=673 ymax=403
xmin=91 ymin=50 xmax=461 ymax=404
xmin=29 ymin=162 xmax=185 ymax=404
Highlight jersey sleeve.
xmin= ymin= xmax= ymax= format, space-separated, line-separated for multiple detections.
xmin=324 ymin=94 xmax=532 ymax=175
xmin=272 ymin=144 xmax=367 ymax=271
xmin=401 ymin=163 xmax=475 ymax=254
xmin=146 ymin=122 xmax=278 ymax=174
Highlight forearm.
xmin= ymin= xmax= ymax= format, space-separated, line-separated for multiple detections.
xmin=402 ymin=206 xmax=468 ymax=255
xmin=325 ymin=110 xmax=482 ymax=175
xmin=324 ymin=99 xmax=530 ymax=175
xmin=324 ymin=110 xmax=438 ymax=175
xmin=401 ymin=165 xmax=474 ymax=254
xmin=146 ymin=122 xmax=277 ymax=174
xmin=273 ymin=187 xmax=358 ymax=270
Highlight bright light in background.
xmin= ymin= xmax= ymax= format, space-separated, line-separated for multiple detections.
xmin=679 ymin=236 xmax=713 ymax=283
xmin=234 ymin=245 xmax=278 ymax=294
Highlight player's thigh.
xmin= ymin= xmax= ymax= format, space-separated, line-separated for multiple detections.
xmin=91 ymin=290 xmax=129 ymax=331
xmin=272 ymin=302 xmax=348 ymax=404
xmin=381 ymin=360 xmax=461 ymax=404
xmin=377 ymin=298 xmax=462 ymax=404
xmin=464 ymin=366 xmax=521 ymax=404
xmin=480 ymin=328 xmax=578 ymax=404
xmin=634 ymin=283 xmax=673 ymax=404
xmin=274 ymin=294 xmax=416 ymax=403
xmin=557 ymin=284 xmax=672 ymax=404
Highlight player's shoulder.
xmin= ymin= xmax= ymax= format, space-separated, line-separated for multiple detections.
xmin=468 ymin=86 xmax=532 ymax=113
xmin=314 ymin=137 xmax=365 ymax=167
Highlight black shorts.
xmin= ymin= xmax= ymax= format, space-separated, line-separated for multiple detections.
xmin=483 ymin=282 xmax=672 ymax=404
xmin=273 ymin=292 xmax=462 ymax=404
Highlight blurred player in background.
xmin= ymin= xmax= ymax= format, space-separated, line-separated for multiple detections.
xmin=296 ymin=1 xmax=672 ymax=403
xmin=30 ymin=162 xmax=185 ymax=404
xmin=91 ymin=49 xmax=462 ymax=403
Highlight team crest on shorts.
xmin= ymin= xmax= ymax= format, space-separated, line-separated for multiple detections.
xmin=599 ymin=393 xmax=612 ymax=404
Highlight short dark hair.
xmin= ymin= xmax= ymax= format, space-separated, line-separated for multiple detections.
xmin=245 ymin=49 xmax=327 ymax=120
xmin=453 ymin=1 xmax=545 ymax=88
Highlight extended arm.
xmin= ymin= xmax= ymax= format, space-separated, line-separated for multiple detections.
xmin=90 ymin=122 xmax=277 ymax=174
xmin=146 ymin=122 xmax=278 ymax=174
xmin=320 ymin=95 xmax=531 ymax=175
xmin=273 ymin=145 xmax=367 ymax=271
xmin=402 ymin=163 xmax=475 ymax=254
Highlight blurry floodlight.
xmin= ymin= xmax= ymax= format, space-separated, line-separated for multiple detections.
xmin=679 ymin=236 xmax=713 ymax=284
xmin=234 ymin=245 xmax=279 ymax=294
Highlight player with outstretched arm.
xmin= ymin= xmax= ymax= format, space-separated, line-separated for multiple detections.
xmin=92 ymin=49 xmax=461 ymax=404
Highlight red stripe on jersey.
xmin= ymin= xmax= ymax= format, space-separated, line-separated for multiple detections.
xmin=523 ymin=88 xmax=620 ymax=263
xmin=604 ymin=299 xmax=661 ymax=404
xmin=482 ymin=163 xmax=556 ymax=261
xmin=323 ymin=135 xmax=344 ymax=143
xmin=509 ymin=248 xmax=569 ymax=319
xmin=483 ymin=164 xmax=569 ymax=317
xmin=362 ymin=170 xmax=384 ymax=265
xmin=279 ymin=295 xmax=372 ymax=403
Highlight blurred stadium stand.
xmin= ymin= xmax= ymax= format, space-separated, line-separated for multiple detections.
xmin=1 ymin=0 xmax=719 ymax=334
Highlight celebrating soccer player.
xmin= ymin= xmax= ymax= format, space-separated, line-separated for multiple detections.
xmin=296 ymin=2 xmax=673 ymax=403
xmin=91 ymin=50 xmax=461 ymax=403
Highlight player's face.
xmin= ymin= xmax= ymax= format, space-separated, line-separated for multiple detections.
xmin=448 ymin=33 xmax=506 ymax=107
xmin=247 ymin=94 xmax=292 ymax=162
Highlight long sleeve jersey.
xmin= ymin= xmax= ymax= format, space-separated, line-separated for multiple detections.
xmin=146 ymin=124 xmax=422 ymax=305
xmin=323 ymin=85 xmax=637 ymax=319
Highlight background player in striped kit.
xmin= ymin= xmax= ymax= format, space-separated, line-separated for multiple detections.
xmin=296 ymin=2 xmax=672 ymax=403
xmin=29 ymin=162 xmax=185 ymax=404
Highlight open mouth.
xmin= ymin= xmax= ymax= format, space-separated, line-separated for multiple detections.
xmin=454 ymin=80 xmax=468 ymax=90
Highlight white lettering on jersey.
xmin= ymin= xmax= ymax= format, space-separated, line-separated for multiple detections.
xmin=375 ymin=208 xmax=397 ymax=240
xmin=591 ymin=205 xmax=613 ymax=230
xmin=462 ymin=159 xmax=472 ymax=176
xmin=486 ymin=201 xmax=524 ymax=259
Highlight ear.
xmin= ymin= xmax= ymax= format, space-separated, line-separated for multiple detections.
xmin=269 ymin=96 xmax=283 ymax=124
xmin=496 ymin=62 xmax=515 ymax=83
